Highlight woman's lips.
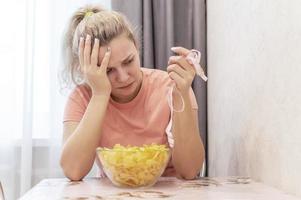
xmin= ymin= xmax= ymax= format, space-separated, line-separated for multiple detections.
xmin=118 ymin=82 xmax=134 ymax=89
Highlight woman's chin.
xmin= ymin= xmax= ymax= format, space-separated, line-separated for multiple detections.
xmin=112 ymin=79 xmax=143 ymax=103
xmin=112 ymin=89 xmax=136 ymax=103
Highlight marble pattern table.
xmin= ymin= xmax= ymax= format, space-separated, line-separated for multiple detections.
xmin=20 ymin=177 xmax=299 ymax=200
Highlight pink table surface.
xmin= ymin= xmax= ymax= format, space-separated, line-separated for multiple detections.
xmin=20 ymin=176 xmax=299 ymax=200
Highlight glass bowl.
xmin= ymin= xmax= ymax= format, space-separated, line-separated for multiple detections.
xmin=96 ymin=144 xmax=170 ymax=188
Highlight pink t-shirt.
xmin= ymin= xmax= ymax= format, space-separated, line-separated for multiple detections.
xmin=63 ymin=68 xmax=198 ymax=176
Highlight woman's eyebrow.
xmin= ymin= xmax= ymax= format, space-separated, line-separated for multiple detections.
xmin=106 ymin=53 xmax=135 ymax=68
xmin=121 ymin=53 xmax=134 ymax=62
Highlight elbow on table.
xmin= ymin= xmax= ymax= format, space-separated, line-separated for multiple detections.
xmin=64 ymin=170 xmax=85 ymax=181
xmin=179 ymin=157 xmax=205 ymax=180
xmin=179 ymin=161 xmax=204 ymax=180
xmin=180 ymin=170 xmax=200 ymax=180
xmin=60 ymin=159 xmax=86 ymax=181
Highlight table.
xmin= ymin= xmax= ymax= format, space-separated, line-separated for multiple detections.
xmin=20 ymin=176 xmax=299 ymax=200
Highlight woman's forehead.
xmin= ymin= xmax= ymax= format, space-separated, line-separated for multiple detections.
xmin=98 ymin=36 xmax=136 ymax=66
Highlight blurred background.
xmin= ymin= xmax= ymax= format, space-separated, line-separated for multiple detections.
xmin=1 ymin=0 xmax=301 ymax=199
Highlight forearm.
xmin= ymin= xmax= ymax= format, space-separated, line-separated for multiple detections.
xmin=172 ymin=92 xmax=205 ymax=179
xmin=60 ymin=95 xmax=109 ymax=180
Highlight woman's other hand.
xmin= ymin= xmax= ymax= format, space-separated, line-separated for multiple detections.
xmin=79 ymin=34 xmax=112 ymax=97
xmin=167 ymin=47 xmax=196 ymax=95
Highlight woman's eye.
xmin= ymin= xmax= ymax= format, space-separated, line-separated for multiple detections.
xmin=107 ymin=68 xmax=113 ymax=73
xmin=124 ymin=59 xmax=133 ymax=65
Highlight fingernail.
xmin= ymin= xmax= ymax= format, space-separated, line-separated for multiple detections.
xmin=80 ymin=37 xmax=83 ymax=42
xmin=86 ymin=34 xmax=91 ymax=40
xmin=171 ymin=47 xmax=178 ymax=51
xmin=186 ymin=58 xmax=193 ymax=65
xmin=94 ymin=38 xmax=99 ymax=43
xmin=107 ymin=47 xmax=111 ymax=52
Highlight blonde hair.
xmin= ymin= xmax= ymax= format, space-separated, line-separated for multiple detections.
xmin=61 ymin=5 xmax=138 ymax=89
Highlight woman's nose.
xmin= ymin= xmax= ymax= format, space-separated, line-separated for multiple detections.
xmin=117 ymin=68 xmax=130 ymax=82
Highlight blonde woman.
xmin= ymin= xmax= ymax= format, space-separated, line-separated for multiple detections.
xmin=60 ymin=4 xmax=205 ymax=181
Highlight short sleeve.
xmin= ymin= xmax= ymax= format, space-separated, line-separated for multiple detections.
xmin=63 ymin=87 xmax=89 ymax=123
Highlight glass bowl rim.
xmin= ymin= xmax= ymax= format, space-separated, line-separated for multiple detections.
xmin=96 ymin=146 xmax=170 ymax=153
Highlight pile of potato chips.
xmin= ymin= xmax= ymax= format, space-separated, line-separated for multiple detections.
xmin=97 ymin=144 xmax=170 ymax=187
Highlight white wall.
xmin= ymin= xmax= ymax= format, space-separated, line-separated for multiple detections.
xmin=207 ymin=0 xmax=301 ymax=197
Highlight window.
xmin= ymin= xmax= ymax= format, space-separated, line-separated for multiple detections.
xmin=0 ymin=0 xmax=111 ymax=140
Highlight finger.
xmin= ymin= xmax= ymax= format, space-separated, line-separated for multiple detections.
xmin=100 ymin=47 xmax=111 ymax=71
xmin=91 ymin=38 xmax=99 ymax=67
xmin=78 ymin=37 xmax=84 ymax=71
xmin=171 ymin=46 xmax=190 ymax=57
xmin=186 ymin=57 xmax=194 ymax=65
xmin=167 ymin=64 xmax=187 ymax=78
xmin=168 ymin=71 xmax=185 ymax=87
xmin=84 ymin=34 xmax=92 ymax=66
xmin=168 ymin=56 xmax=195 ymax=73
xmin=167 ymin=56 xmax=181 ymax=65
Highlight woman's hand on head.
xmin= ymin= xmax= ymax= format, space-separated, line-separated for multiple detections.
xmin=79 ymin=34 xmax=112 ymax=97
xmin=167 ymin=47 xmax=196 ymax=94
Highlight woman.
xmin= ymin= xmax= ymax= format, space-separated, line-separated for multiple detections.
xmin=60 ymin=4 xmax=205 ymax=181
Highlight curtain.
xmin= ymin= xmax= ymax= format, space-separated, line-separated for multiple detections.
xmin=0 ymin=1 xmax=111 ymax=199
xmin=111 ymin=0 xmax=207 ymax=174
